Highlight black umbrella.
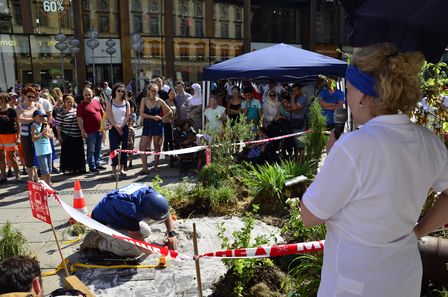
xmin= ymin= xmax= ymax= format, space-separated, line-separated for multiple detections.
xmin=341 ymin=0 xmax=448 ymax=62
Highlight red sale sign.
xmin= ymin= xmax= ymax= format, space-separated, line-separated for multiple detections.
xmin=28 ymin=181 xmax=52 ymax=225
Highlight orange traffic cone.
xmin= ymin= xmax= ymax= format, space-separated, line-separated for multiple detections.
xmin=69 ymin=180 xmax=87 ymax=225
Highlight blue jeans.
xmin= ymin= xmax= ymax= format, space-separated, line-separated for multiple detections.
xmin=109 ymin=125 xmax=128 ymax=166
xmin=86 ymin=132 xmax=103 ymax=170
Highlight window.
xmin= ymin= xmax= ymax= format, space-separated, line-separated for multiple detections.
xmin=0 ymin=13 xmax=11 ymax=33
xmin=220 ymin=4 xmax=228 ymax=21
xmin=180 ymin=0 xmax=188 ymax=16
xmin=180 ymin=18 xmax=189 ymax=37
xmin=12 ymin=1 xmax=22 ymax=26
xmin=83 ymin=14 xmax=90 ymax=32
xmin=150 ymin=15 xmax=159 ymax=35
xmin=98 ymin=0 xmax=109 ymax=11
xmin=150 ymin=0 xmax=158 ymax=13
xmin=98 ymin=15 xmax=109 ymax=33
xmin=82 ymin=0 xmax=89 ymax=10
xmin=179 ymin=42 xmax=189 ymax=61
xmin=220 ymin=22 xmax=228 ymax=38
xmin=235 ymin=8 xmax=241 ymax=21
xmin=221 ymin=46 xmax=229 ymax=60
xmin=195 ymin=42 xmax=206 ymax=60
xmin=133 ymin=14 xmax=142 ymax=33
xmin=132 ymin=0 xmax=142 ymax=11
xmin=195 ymin=1 xmax=202 ymax=17
xmin=235 ymin=23 xmax=242 ymax=39
xmin=195 ymin=19 xmax=203 ymax=37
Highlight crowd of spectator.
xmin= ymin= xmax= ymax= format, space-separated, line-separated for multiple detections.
xmin=0 ymin=75 xmax=343 ymax=183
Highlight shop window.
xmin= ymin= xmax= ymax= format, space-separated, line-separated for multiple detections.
xmin=133 ymin=14 xmax=142 ymax=33
xmin=220 ymin=22 xmax=228 ymax=38
xmin=195 ymin=19 xmax=203 ymax=37
xmin=98 ymin=15 xmax=109 ymax=33
xmin=150 ymin=15 xmax=159 ymax=35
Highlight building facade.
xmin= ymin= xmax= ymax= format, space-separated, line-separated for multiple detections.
xmin=0 ymin=0 xmax=346 ymax=90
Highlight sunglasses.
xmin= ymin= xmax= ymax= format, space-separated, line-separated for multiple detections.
xmin=27 ymin=95 xmax=36 ymax=99
xmin=269 ymin=94 xmax=276 ymax=97
xmin=117 ymin=89 xmax=125 ymax=93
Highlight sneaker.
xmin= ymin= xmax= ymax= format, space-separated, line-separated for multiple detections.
xmin=52 ymin=167 xmax=59 ymax=174
xmin=119 ymin=171 xmax=127 ymax=177
xmin=90 ymin=168 xmax=99 ymax=173
xmin=97 ymin=165 xmax=107 ymax=170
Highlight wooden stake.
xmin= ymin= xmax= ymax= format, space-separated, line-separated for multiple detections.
xmin=115 ymin=144 xmax=121 ymax=189
xmin=50 ymin=223 xmax=70 ymax=277
xmin=193 ymin=223 xmax=203 ymax=297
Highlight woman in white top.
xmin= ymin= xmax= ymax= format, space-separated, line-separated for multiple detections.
xmin=204 ymin=95 xmax=226 ymax=133
xmin=106 ymin=83 xmax=130 ymax=178
xmin=183 ymin=83 xmax=203 ymax=130
xmin=262 ymin=90 xmax=281 ymax=127
xmin=301 ymin=43 xmax=448 ymax=297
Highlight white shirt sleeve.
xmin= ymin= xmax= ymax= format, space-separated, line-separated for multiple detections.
xmin=432 ymin=158 xmax=448 ymax=193
xmin=302 ymin=143 xmax=362 ymax=220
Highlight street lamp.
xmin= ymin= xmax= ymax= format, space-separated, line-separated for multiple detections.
xmin=69 ymin=38 xmax=80 ymax=90
xmin=86 ymin=29 xmax=99 ymax=85
xmin=105 ymin=39 xmax=116 ymax=85
xmin=55 ymin=33 xmax=68 ymax=87
xmin=131 ymin=33 xmax=144 ymax=95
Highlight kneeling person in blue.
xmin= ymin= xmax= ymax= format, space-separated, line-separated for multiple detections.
xmin=81 ymin=183 xmax=177 ymax=257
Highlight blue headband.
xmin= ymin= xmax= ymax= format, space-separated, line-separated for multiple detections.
xmin=346 ymin=64 xmax=378 ymax=97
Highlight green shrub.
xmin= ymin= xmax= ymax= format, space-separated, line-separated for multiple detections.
xmin=281 ymin=198 xmax=326 ymax=243
xmin=218 ymin=205 xmax=274 ymax=296
xmin=198 ymin=163 xmax=228 ymax=188
xmin=0 ymin=222 xmax=29 ymax=261
xmin=303 ymin=101 xmax=327 ymax=163
xmin=280 ymin=159 xmax=316 ymax=179
xmin=283 ymin=253 xmax=323 ymax=297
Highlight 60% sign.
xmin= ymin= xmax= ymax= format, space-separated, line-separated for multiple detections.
xmin=42 ymin=0 xmax=65 ymax=12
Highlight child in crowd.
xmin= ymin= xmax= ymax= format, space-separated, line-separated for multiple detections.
xmin=127 ymin=117 xmax=135 ymax=169
xmin=31 ymin=110 xmax=53 ymax=184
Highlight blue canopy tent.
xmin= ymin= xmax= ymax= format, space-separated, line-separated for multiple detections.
xmin=202 ymin=43 xmax=348 ymax=82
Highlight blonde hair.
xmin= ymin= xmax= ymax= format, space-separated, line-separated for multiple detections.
xmin=63 ymin=95 xmax=76 ymax=106
xmin=0 ymin=92 xmax=10 ymax=104
xmin=53 ymin=87 xmax=63 ymax=98
xmin=352 ymin=43 xmax=424 ymax=115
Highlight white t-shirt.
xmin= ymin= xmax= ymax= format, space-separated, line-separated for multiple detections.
xmin=303 ymin=114 xmax=448 ymax=297
xmin=38 ymin=98 xmax=53 ymax=114
xmin=204 ymin=105 xmax=226 ymax=132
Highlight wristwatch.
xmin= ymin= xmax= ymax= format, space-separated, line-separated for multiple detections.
xmin=168 ymin=231 xmax=177 ymax=238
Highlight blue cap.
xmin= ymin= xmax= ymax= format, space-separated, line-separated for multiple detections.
xmin=32 ymin=110 xmax=47 ymax=117
xmin=140 ymin=190 xmax=170 ymax=221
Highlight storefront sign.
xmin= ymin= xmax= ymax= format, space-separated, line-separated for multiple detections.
xmin=315 ymin=43 xmax=340 ymax=58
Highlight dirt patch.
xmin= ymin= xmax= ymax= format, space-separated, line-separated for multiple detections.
xmin=210 ymin=262 xmax=285 ymax=297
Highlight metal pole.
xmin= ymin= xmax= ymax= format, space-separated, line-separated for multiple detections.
xmin=92 ymin=48 xmax=96 ymax=85
xmin=110 ymin=54 xmax=113 ymax=85
xmin=73 ymin=58 xmax=78 ymax=91
xmin=192 ymin=223 xmax=203 ymax=297
xmin=61 ymin=53 xmax=65 ymax=88
xmin=116 ymin=145 xmax=121 ymax=189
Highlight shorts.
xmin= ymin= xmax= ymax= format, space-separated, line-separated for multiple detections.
xmin=0 ymin=134 xmax=17 ymax=152
xmin=37 ymin=153 xmax=52 ymax=175
xmin=21 ymin=135 xmax=34 ymax=168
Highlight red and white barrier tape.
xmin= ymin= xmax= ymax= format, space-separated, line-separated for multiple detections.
xmin=196 ymin=240 xmax=324 ymax=259
xmin=110 ymin=130 xmax=314 ymax=160
xmin=38 ymin=181 xmax=325 ymax=261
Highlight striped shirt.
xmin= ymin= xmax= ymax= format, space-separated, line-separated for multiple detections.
xmin=56 ymin=108 xmax=81 ymax=137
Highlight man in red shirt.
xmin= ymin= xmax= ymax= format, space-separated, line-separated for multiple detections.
xmin=77 ymin=87 xmax=105 ymax=173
